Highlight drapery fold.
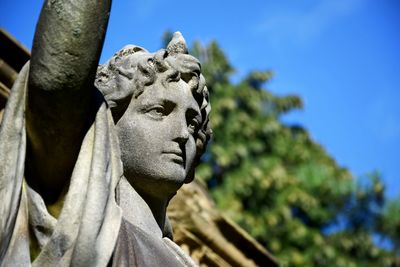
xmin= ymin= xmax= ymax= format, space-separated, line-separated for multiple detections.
xmin=0 ymin=62 xmax=123 ymax=267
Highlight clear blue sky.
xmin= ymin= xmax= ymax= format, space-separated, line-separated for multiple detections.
xmin=1 ymin=0 xmax=399 ymax=197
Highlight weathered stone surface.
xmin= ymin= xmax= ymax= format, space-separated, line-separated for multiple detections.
xmin=0 ymin=1 xmax=210 ymax=265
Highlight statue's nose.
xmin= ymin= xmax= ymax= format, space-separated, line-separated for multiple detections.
xmin=172 ymin=115 xmax=190 ymax=145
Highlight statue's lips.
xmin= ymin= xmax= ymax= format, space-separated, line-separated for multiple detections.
xmin=162 ymin=150 xmax=184 ymax=164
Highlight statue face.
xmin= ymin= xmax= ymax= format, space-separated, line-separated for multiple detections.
xmin=116 ymin=74 xmax=201 ymax=197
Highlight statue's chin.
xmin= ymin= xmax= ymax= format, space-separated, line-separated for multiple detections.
xmin=124 ymin=170 xmax=187 ymax=200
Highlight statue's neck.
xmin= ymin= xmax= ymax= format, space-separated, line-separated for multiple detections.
xmin=117 ymin=177 xmax=170 ymax=238
xmin=136 ymin=190 xmax=169 ymax=232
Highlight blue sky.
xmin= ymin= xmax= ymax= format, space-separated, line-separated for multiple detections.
xmin=1 ymin=0 xmax=399 ymax=197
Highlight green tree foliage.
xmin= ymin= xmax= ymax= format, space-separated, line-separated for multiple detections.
xmin=189 ymin=40 xmax=399 ymax=266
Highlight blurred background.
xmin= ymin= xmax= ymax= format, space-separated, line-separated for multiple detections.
xmin=1 ymin=0 xmax=399 ymax=266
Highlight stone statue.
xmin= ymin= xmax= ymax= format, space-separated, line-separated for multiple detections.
xmin=0 ymin=0 xmax=211 ymax=266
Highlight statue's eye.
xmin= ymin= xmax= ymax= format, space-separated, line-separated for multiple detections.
xmin=188 ymin=118 xmax=200 ymax=134
xmin=146 ymin=106 xmax=167 ymax=119
xmin=144 ymin=101 xmax=175 ymax=120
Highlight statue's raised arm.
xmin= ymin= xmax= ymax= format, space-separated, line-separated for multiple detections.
xmin=26 ymin=0 xmax=112 ymax=203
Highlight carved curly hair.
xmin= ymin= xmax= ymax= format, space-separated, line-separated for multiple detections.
xmin=95 ymin=32 xmax=211 ymax=177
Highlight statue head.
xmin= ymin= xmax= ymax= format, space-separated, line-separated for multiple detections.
xmin=95 ymin=32 xmax=211 ymax=199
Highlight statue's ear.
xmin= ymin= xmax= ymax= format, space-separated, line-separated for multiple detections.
xmin=166 ymin=32 xmax=188 ymax=55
